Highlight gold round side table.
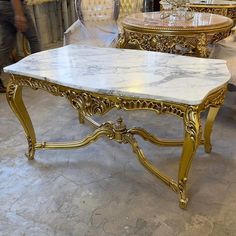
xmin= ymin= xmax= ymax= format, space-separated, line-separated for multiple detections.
xmin=118 ymin=12 xmax=233 ymax=57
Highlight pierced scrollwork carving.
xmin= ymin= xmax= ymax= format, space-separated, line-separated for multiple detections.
xmin=119 ymin=98 xmax=185 ymax=118
xmin=120 ymin=24 xmax=232 ymax=57
xmin=9 ymin=76 xmax=187 ymax=119
xmin=10 ymin=76 xmax=115 ymax=117
xmin=10 ymin=75 xmax=64 ymax=97
xmin=65 ymin=91 xmax=115 ymax=116
xmin=123 ymin=30 xmax=197 ymax=56
xmin=210 ymin=31 xmax=232 ymax=44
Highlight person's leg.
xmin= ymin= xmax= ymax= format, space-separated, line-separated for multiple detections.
xmin=23 ymin=7 xmax=41 ymax=53
xmin=0 ymin=79 xmax=6 ymax=93
xmin=0 ymin=13 xmax=17 ymax=93
xmin=0 ymin=2 xmax=18 ymax=92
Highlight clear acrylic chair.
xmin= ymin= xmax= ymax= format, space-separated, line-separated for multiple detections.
xmin=210 ymin=27 xmax=236 ymax=89
xmin=64 ymin=0 xmax=119 ymax=47
xmin=64 ymin=0 xmax=143 ymax=47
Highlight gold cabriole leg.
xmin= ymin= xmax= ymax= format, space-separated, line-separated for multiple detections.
xmin=6 ymin=80 xmax=36 ymax=160
xmin=204 ymin=107 xmax=220 ymax=153
xmin=178 ymin=106 xmax=201 ymax=209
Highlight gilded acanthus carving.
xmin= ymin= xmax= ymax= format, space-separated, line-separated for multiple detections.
xmin=201 ymin=86 xmax=227 ymax=110
xmin=64 ymin=91 xmax=115 ymax=116
xmin=6 ymin=82 xmax=17 ymax=100
xmin=184 ymin=106 xmax=201 ymax=143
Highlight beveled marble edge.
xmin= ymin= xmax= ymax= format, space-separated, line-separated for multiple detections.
xmin=4 ymin=45 xmax=231 ymax=106
xmin=122 ymin=12 xmax=233 ymax=31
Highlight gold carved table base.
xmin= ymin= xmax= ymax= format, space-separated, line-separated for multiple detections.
xmin=7 ymin=75 xmax=227 ymax=209
xmin=117 ymin=29 xmax=232 ymax=58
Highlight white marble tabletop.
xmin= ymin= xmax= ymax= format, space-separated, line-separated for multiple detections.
xmin=4 ymin=45 xmax=230 ymax=105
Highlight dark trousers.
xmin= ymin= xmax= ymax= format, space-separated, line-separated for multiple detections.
xmin=0 ymin=1 xmax=41 ymax=72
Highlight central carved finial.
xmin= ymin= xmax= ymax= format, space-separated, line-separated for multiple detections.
xmin=114 ymin=117 xmax=126 ymax=131
xmin=113 ymin=117 xmax=127 ymax=143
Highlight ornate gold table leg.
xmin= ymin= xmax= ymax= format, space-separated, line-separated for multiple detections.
xmin=178 ymin=106 xmax=201 ymax=208
xmin=6 ymin=78 xmax=36 ymax=160
xmin=204 ymin=106 xmax=220 ymax=153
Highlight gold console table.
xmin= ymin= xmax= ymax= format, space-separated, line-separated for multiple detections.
xmin=118 ymin=12 xmax=233 ymax=57
xmin=4 ymin=45 xmax=231 ymax=209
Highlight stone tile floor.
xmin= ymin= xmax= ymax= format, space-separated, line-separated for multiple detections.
xmin=0 ymin=83 xmax=235 ymax=236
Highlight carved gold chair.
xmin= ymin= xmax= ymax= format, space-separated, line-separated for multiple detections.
xmin=64 ymin=0 xmax=119 ymax=47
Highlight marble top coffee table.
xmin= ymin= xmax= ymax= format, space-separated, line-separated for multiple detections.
xmin=118 ymin=12 xmax=233 ymax=57
xmin=4 ymin=45 xmax=230 ymax=209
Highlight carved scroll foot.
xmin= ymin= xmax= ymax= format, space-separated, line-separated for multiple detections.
xmin=204 ymin=107 xmax=220 ymax=153
xmin=6 ymin=78 xmax=36 ymax=160
xmin=25 ymin=136 xmax=36 ymax=160
xmin=178 ymin=107 xmax=201 ymax=208
xmin=178 ymin=178 xmax=188 ymax=209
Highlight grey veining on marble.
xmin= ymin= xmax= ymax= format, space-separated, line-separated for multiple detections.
xmin=4 ymin=45 xmax=230 ymax=105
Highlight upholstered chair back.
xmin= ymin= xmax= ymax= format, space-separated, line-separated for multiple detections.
xmin=118 ymin=0 xmax=142 ymax=19
xmin=65 ymin=0 xmax=143 ymax=47
xmin=65 ymin=0 xmax=119 ymax=47
xmin=75 ymin=0 xmax=119 ymax=23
